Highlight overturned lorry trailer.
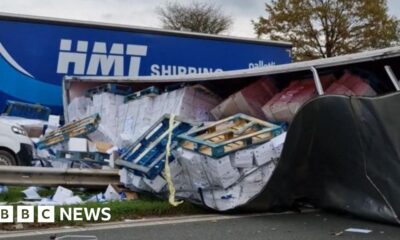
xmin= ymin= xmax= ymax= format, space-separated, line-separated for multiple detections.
xmin=64 ymin=47 xmax=400 ymax=224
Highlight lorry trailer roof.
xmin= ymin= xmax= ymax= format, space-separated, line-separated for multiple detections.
xmin=0 ymin=12 xmax=292 ymax=47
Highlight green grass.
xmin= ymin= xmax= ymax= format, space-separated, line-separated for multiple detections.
xmin=0 ymin=186 xmax=25 ymax=203
xmin=0 ymin=187 xmax=209 ymax=229
xmin=0 ymin=186 xmax=55 ymax=203
xmin=53 ymin=198 xmax=207 ymax=226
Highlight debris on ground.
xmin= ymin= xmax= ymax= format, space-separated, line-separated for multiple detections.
xmin=22 ymin=186 xmax=42 ymax=200
xmin=0 ymin=185 xmax=8 ymax=194
xmin=345 ymin=228 xmax=372 ymax=234
xmin=12 ymin=185 xmax=139 ymax=206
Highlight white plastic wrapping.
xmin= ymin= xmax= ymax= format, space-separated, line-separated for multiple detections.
xmin=132 ymin=132 xmax=286 ymax=211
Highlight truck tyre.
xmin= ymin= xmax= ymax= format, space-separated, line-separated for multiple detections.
xmin=0 ymin=150 xmax=17 ymax=166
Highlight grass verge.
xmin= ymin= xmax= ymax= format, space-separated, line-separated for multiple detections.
xmin=0 ymin=187 xmax=210 ymax=230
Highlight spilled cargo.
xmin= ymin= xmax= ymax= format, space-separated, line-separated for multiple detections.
xmin=61 ymin=68 xmax=382 ymax=212
xmin=7 ymin=47 xmax=398 ymax=224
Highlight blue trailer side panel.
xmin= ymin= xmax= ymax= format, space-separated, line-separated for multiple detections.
xmin=0 ymin=16 xmax=291 ymax=113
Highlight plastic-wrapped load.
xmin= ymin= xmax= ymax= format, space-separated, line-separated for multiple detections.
xmin=262 ymin=75 xmax=335 ymax=123
xmin=67 ymin=96 xmax=93 ymax=122
xmin=116 ymin=112 xmax=287 ymax=211
xmin=116 ymin=85 xmax=221 ymax=147
xmin=172 ymin=132 xmax=286 ymax=211
xmin=326 ymin=71 xmax=377 ymax=96
xmin=67 ymin=85 xmax=221 ymax=147
xmin=118 ymin=131 xmax=286 ymax=211
xmin=325 ymin=82 xmax=354 ymax=96
xmin=211 ymin=78 xmax=278 ymax=119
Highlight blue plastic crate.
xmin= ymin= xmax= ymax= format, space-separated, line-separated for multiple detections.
xmin=124 ymin=86 xmax=161 ymax=103
xmin=86 ymin=84 xmax=133 ymax=97
xmin=116 ymin=114 xmax=193 ymax=180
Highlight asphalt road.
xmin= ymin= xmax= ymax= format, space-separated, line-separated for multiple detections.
xmin=2 ymin=211 xmax=400 ymax=240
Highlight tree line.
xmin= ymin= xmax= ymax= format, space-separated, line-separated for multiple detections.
xmin=156 ymin=0 xmax=399 ymax=61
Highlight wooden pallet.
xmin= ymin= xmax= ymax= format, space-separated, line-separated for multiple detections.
xmin=178 ymin=113 xmax=283 ymax=158
xmin=124 ymin=86 xmax=161 ymax=103
xmin=116 ymin=114 xmax=194 ymax=179
xmin=85 ymin=83 xmax=133 ymax=97
xmin=36 ymin=114 xmax=100 ymax=149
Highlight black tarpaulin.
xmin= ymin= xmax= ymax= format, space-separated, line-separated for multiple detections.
xmin=240 ymin=92 xmax=400 ymax=224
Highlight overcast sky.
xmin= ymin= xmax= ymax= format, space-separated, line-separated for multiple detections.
xmin=0 ymin=0 xmax=399 ymax=38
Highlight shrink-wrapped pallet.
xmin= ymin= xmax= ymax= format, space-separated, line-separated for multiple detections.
xmin=211 ymin=78 xmax=278 ymax=119
xmin=262 ymin=75 xmax=335 ymax=123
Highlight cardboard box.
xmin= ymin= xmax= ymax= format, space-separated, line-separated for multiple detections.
xmin=262 ymin=161 xmax=277 ymax=183
xmin=144 ymin=175 xmax=167 ymax=193
xmin=172 ymin=173 xmax=193 ymax=199
xmin=104 ymin=184 xmax=120 ymax=201
xmin=231 ymin=149 xmax=254 ymax=168
xmin=202 ymin=185 xmax=241 ymax=211
xmin=68 ymin=138 xmax=88 ymax=152
xmin=53 ymin=186 xmax=73 ymax=203
xmin=130 ymin=174 xmax=152 ymax=192
xmin=326 ymin=71 xmax=376 ymax=96
xmin=243 ymin=168 xmax=263 ymax=183
xmin=64 ymin=196 xmax=83 ymax=205
xmin=270 ymin=132 xmax=286 ymax=153
xmin=238 ymin=181 xmax=265 ymax=204
xmin=205 ymin=156 xmax=240 ymax=188
xmin=67 ymin=97 xmax=92 ymax=121
xmin=169 ymin=159 xmax=183 ymax=178
xmin=177 ymin=149 xmax=211 ymax=189
xmin=263 ymin=76 xmax=335 ymax=123
xmin=210 ymin=95 xmax=240 ymax=120
xmin=211 ymin=78 xmax=277 ymax=119
xmin=253 ymin=141 xmax=275 ymax=166
xmin=288 ymin=84 xmax=316 ymax=114
xmin=119 ymin=168 xmax=133 ymax=186
xmin=123 ymin=191 xmax=139 ymax=200
xmin=325 ymin=82 xmax=354 ymax=96
xmin=95 ymin=141 xmax=114 ymax=154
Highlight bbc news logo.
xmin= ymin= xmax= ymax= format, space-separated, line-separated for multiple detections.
xmin=0 ymin=206 xmax=111 ymax=223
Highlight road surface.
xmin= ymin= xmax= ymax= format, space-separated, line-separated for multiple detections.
xmin=1 ymin=211 xmax=399 ymax=240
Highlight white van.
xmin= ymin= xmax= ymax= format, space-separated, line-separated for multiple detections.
xmin=0 ymin=119 xmax=33 ymax=166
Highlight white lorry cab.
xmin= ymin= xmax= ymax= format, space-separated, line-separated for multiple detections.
xmin=0 ymin=118 xmax=33 ymax=166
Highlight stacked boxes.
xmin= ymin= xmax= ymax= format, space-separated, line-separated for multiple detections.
xmin=116 ymin=86 xmax=220 ymax=147
xmin=171 ymin=132 xmax=286 ymax=211
xmin=67 ymin=85 xmax=221 ymax=147
xmin=326 ymin=71 xmax=377 ymax=96
xmin=116 ymin=117 xmax=286 ymax=211
xmin=113 ymin=112 xmax=286 ymax=211
xmin=262 ymin=75 xmax=335 ymax=123
xmin=211 ymin=78 xmax=278 ymax=119
xmin=67 ymin=97 xmax=92 ymax=122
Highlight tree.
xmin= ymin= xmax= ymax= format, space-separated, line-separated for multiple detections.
xmin=253 ymin=0 xmax=399 ymax=61
xmin=156 ymin=1 xmax=232 ymax=34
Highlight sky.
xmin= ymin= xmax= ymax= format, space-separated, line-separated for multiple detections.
xmin=0 ymin=0 xmax=399 ymax=38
